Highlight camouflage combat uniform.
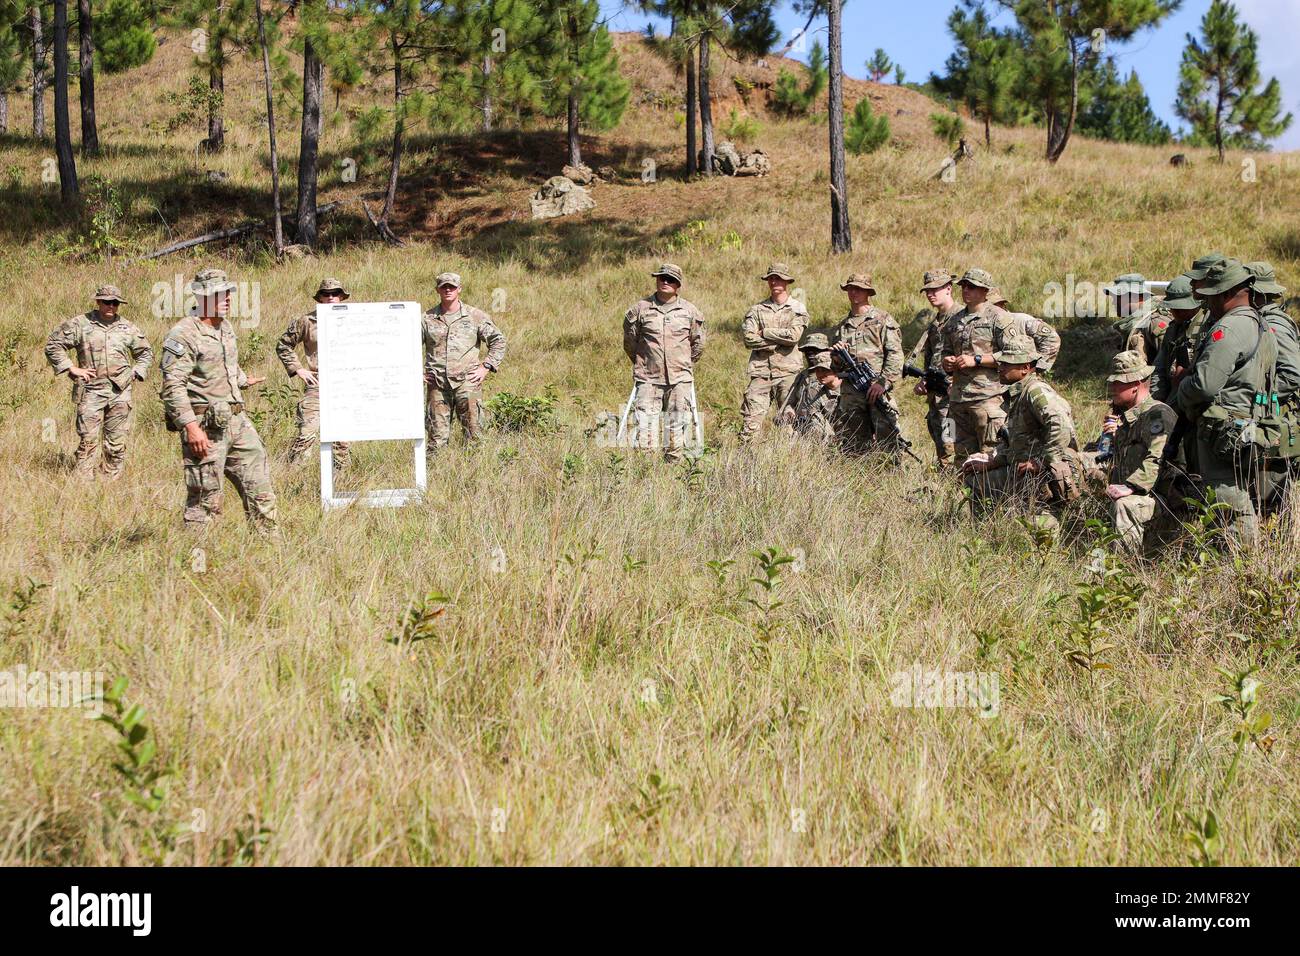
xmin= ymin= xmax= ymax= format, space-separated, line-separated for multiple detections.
xmin=907 ymin=303 xmax=959 ymax=463
xmin=44 ymin=290 xmax=153 ymax=479
xmin=832 ymin=290 xmax=906 ymax=456
xmin=942 ymin=294 xmax=1015 ymax=465
xmin=277 ymin=308 xmax=350 ymax=467
xmin=777 ymin=333 xmax=840 ymax=444
xmin=421 ymin=298 xmax=506 ymax=449
xmin=623 ymin=264 xmax=705 ymax=463
xmin=740 ymin=288 xmax=808 ymax=442
xmin=160 ymin=269 xmax=277 ymax=532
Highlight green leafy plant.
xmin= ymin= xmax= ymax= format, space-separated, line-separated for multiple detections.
xmin=3 ymin=578 xmax=48 ymax=641
xmin=705 ymin=557 xmax=735 ymax=591
xmin=385 ymin=591 xmax=449 ymax=647
xmin=846 ymin=97 xmax=891 ymax=155
xmin=487 ymin=386 xmax=559 ymax=432
xmin=1211 ymin=666 xmax=1274 ymax=795
xmin=745 ymin=547 xmax=796 ymax=650
xmin=622 ymin=554 xmax=646 ymax=573
xmin=930 ymin=111 xmax=965 ymax=147
xmin=1182 ymin=808 xmax=1221 ymax=867
xmin=1050 ymin=552 xmax=1145 ymax=690
xmin=771 ymin=41 xmax=828 ymax=118
xmin=161 ymin=75 xmax=225 ymax=134
xmin=218 ymin=813 xmax=273 ymax=866
xmin=94 ymin=677 xmax=172 ymax=816
xmin=720 ymin=108 xmax=761 ymax=146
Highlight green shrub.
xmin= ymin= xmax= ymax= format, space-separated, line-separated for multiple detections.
xmin=845 ymin=98 xmax=890 ymax=155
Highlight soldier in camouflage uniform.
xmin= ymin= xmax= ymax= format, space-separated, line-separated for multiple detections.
xmin=988 ymin=287 xmax=1062 ymax=372
xmin=422 ymin=272 xmax=506 ymax=451
xmin=1151 ymin=275 xmax=1205 ymax=403
xmin=623 ymin=263 xmax=706 ymax=463
xmin=277 ymin=277 xmax=351 ymax=468
xmin=1108 ymin=273 xmax=1168 ymax=365
xmin=777 ymin=332 xmax=841 ymax=444
xmin=160 ymin=268 xmax=277 ymax=533
xmin=1086 ymin=351 xmax=1178 ymax=553
xmin=964 ymin=336 xmax=1082 ymax=530
xmin=831 ymin=273 xmax=907 ymax=457
xmin=739 ymin=263 xmax=809 ymax=443
xmin=1173 ymin=259 xmax=1279 ymax=542
xmin=941 ymin=269 xmax=1015 ymax=467
xmin=44 ymin=284 xmax=153 ymax=480
xmin=1244 ymin=262 xmax=1300 ymax=503
xmin=908 ymin=270 xmax=960 ymax=465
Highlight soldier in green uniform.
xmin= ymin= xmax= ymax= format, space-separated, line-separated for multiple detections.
xmin=963 ymin=336 xmax=1082 ymax=531
xmin=830 ymin=273 xmax=907 ymax=458
xmin=44 ymin=284 xmax=153 ymax=480
xmin=739 ymin=263 xmax=809 ymax=443
xmin=277 ymin=277 xmax=352 ymax=468
xmin=1172 ymin=259 xmax=1279 ymax=542
xmin=777 ymin=332 xmax=841 ymax=444
xmin=941 ymin=268 xmax=1015 ymax=467
xmin=1151 ymin=275 xmax=1205 ymax=403
xmin=422 ymin=272 xmax=507 ymax=452
xmin=1244 ymin=262 xmax=1300 ymax=503
xmin=907 ymin=269 xmax=960 ymax=466
xmin=1087 ymin=351 xmax=1178 ymax=553
xmin=160 ymin=268 xmax=277 ymax=534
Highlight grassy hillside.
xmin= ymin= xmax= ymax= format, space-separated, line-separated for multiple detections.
xmin=0 ymin=28 xmax=1298 ymax=865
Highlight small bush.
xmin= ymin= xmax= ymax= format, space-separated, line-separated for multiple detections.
xmin=720 ymin=108 xmax=761 ymax=147
xmin=930 ymin=112 xmax=965 ymax=147
xmin=486 ymin=386 xmax=559 ymax=432
xmin=845 ymin=98 xmax=890 ymax=155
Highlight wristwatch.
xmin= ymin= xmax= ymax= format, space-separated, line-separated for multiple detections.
xmin=973 ymin=352 xmax=983 ymax=367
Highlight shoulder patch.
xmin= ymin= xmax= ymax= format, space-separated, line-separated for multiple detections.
xmin=162 ymin=337 xmax=185 ymax=356
xmin=1211 ymin=328 xmax=1225 ymax=342
xmin=1150 ymin=419 xmax=1164 ymax=436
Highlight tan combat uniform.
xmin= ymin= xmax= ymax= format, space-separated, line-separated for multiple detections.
xmin=160 ymin=316 xmax=277 ymax=531
xmin=1101 ymin=395 xmax=1177 ymax=551
xmin=623 ymin=294 xmax=706 ymax=462
xmin=778 ymin=372 xmax=840 ymax=443
xmin=907 ymin=305 xmax=959 ymax=463
xmin=832 ymin=306 xmax=905 ymax=455
xmin=421 ymin=303 xmax=506 ymax=449
xmin=942 ymin=302 xmax=1015 ymax=465
xmin=45 ymin=310 xmax=153 ymax=479
xmin=276 ymin=312 xmax=350 ymax=467
xmin=1004 ymin=313 xmax=1062 ymax=372
xmin=740 ymin=297 xmax=808 ymax=440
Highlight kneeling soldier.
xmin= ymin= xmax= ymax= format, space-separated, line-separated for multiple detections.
xmin=964 ymin=337 xmax=1082 ymax=531
xmin=1088 ymin=351 xmax=1178 ymax=552
xmin=44 ymin=284 xmax=153 ymax=480
xmin=161 ymin=268 xmax=277 ymax=533
xmin=422 ymin=272 xmax=506 ymax=452
xmin=277 ymin=277 xmax=352 ymax=468
xmin=777 ymin=332 xmax=841 ymax=444
xmin=740 ymin=262 xmax=808 ymax=443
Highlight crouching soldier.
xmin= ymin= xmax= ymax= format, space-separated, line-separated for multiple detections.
xmin=278 ymin=277 xmax=352 ymax=468
xmin=777 ymin=333 xmax=841 ymax=444
xmin=964 ymin=337 xmax=1082 ymax=532
xmin=1086 ymin=351 xmax=1178 ymax=553
xmin=160 ymin=268 xmax=278 ymax=534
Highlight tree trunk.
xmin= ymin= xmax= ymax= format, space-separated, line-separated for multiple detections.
xmin=206 ymin=10 xmax=225 ymax=152
xmin=683 ymin=2 xmax=696 ymax=176
xmin=480 ymin=54 xmax=492 ymax=132
xmin=1045 ymin=39 xmax=1078 ymax=163
xmin=52 ymin=0 xmax=78 ymax=202
xmin=827 ymin=0 xmax=850 ymax=253
xmin=370 ymin=35 xmax=403 ymax=243
xmin=983 ymin=114 xmax=990 ymax=148
xmin=296 ymin=28 xmax=323 ymax=247
xmin=566 ymin=91 xmax=581 ymax=168
xmin=254 ymin=0 xmax=283 ymax=253
xmin=565 ymin=11 xmax=580 ymax=167
xmin=698 ymin=30 xmax=713 ymax=177
xmin=31 ymin=5 xmax=46 ymax=139
xmin=78 ymin=0 xmax=98 ymax=154
xmin=0 ymin=93 xmax=8 ymax=134
xmin=1214 ymin=83 xmax=1225 ymax=163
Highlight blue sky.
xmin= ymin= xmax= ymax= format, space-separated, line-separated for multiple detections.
xmin=601 ymin=0 xmax=1299 ymax=150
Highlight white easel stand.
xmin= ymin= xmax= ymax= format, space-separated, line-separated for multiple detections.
xmin=320 ymin=439 xmax=428 ymax=510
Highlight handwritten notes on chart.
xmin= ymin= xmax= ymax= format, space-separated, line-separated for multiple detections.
xmin=318 ymin=301 xmax=424 ymax=443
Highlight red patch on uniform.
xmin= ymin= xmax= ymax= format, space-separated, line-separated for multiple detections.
xmin=1157 ymin=321 xmax=1167 ymax=329
xmin=1212 ymin=329 xmax=1225 ymax=341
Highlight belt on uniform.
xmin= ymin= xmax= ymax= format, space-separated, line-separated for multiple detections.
xmin=191 ymin=402 xmax=245 ymax=415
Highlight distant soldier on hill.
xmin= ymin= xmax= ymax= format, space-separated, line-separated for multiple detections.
xmin=422 ymin=272 xmax=506 ymax=453
xmin=44 ymin=284 xmax=153 ymax=480
xmin=277 ymin=277 xmax=352 ymax=469
xmin=739 ymin=262 xmax=808 ymax=444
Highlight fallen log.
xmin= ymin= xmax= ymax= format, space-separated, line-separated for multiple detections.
xmin=136 ymin=201 xmax=347 ymax=261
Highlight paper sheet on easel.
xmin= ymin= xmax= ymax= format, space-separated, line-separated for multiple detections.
xmin=318 ymin=301 xmax=424 ymax=443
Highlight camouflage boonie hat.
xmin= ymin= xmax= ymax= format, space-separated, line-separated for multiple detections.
xmin=840 ymin=273 xmax=876 ymax=293
xmin=957 ymin=268 xmax=995 ymax=290
xmin=1161 ymin=275 xmax=1198 ymax=310
xmin=315 ymin=277 xmax=350 ymax=299
xmin=801 ymin=331 xmax=834 ymax=369
xmin=188 ymin=268 xmax=237 ymax=296
xmin=992 ymin=336 xmax=1040 ymax=365
xmin=652 ymin=262 xmax=684 ymax=284
xmin=1107 ymin=349 xmax=1154 ymax=384
xmin=1107 ymin=273 xmax=1148 ymax=297
xmin=1244 ymin=261 xmax=1286 ymax=296
xmin=987 ymin=286 xmax=1010 ymax=306
xmin=435 ymin=272 xmax=462 ymax=289
xmin=1199 ymin=258 xmax=1253 ymax=297
xmin=761 ymin=262 xmax=795 ymax=281
xmin=919 ymin=269 xmax=955 ymax=291
xmin=1187 ymin=252 xmax=1227 ymax=281
xmin=93 ymin=284 xmax=128 ymax=304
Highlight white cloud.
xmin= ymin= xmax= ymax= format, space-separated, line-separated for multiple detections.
xmin=1236 ymin=0 xmax=1300 ymax=150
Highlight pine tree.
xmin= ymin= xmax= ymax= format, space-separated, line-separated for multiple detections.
xmin=827 ymin=0 xmax=849 ymax=252
xmin=1078 ymin=60 xmax=1171 ymax=145
xmin=772 ymin=39 xmax=826 ymax=117
xmin=51 ymin=0 xmax=76 ymax=200
xmin=932 ymin=3 xmax=1021 ymax=147
xmin=0 ymin=2 xmax=24 ymax=133
xmin=1175 ymin=0 xmax=1293 ymax=162
xmin=31 ymin=3 xmax=47 ymax=138
xmin=96 ymin=0 xmax=155 ymax=71
xmin=539 ymin=0 xmax=628 ymax=168
xmin=173 ymin=0 xmax=256 ymax=152
xmin=440 ymin=0 xmax=545 ymax=134
xmin=845 ymin=96 xmax=889 ymax=154
xmin=865 ymin=47 xmax=891 ymax=82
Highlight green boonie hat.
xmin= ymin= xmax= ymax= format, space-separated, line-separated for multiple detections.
xmin=188 ymin=268 xmax=237 ymax=297
xmin=1187 ymin=252 xmax=1226 ymax=281
xmin=920 ymin=269 xmax=955 ymax=291
xmin=1244 ymin=261 xmax=1286 ymax=296
xmin=435 ymin=272 xmax=462 ymax=289
xmin=652 ymin=262 xmax=684 ymax=284
xmin=800 ymin=331 xmax=831 ymax=352
xmin=840 ymin=273 xmax=876 ymax=293
xmin=1161 ymin=275 xmax=1198 ymax=310
xmin=93 ymin=284 xmax=128 ymax=304
xmin=957 ymin=268 xmax=995 ymax=290
xmin=1199 ymin=258 xmax=1254 ymax=297
xmin=993 ymin=336 xmax=1040 ymax=365
xmin=1106 ymin=349 xmax=1154 ymax=384
xmin=315 ymin=277 xmax=350 ymax=299
xmin=1107 ymin=273 xmax=1148 ymax=297
xmin=761 ymin=262 xmax=795 ymax=281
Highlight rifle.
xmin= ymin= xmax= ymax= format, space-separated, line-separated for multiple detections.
xmin=903 ymin=362 xmax=951 ymax=396
xmin=831 ymin=343 xmax=923 ymax=463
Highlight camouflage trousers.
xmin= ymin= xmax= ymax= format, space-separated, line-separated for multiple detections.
xmin=426 ymin=378 xmax=483 ymax=450
xmin=182 ymin=412 xmax=278 ymax=533
xmin=924 ymin=393 xmax=955 ymax=466
xmin=1110 ymin=492 xmax=1158 ymax=553
xmin=632 ymin=381 xmax=694 ymax=463
xmin=966 ymin=457 xmax=1082 ymax=530
xmin=73 ymin=382 xmax=133 ymax=479
xmin=837 ymin=389 xmax=907 ymax=458
xmin=739 ymin=371 xmax=798 ymax=442
xmin=949 ymin=395 xmax=1006 ymax=467
xmin=1195 ymin=428 xmax=1276 ymax=544
xmin=286 ymin=384 xmax=350 ymax=467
